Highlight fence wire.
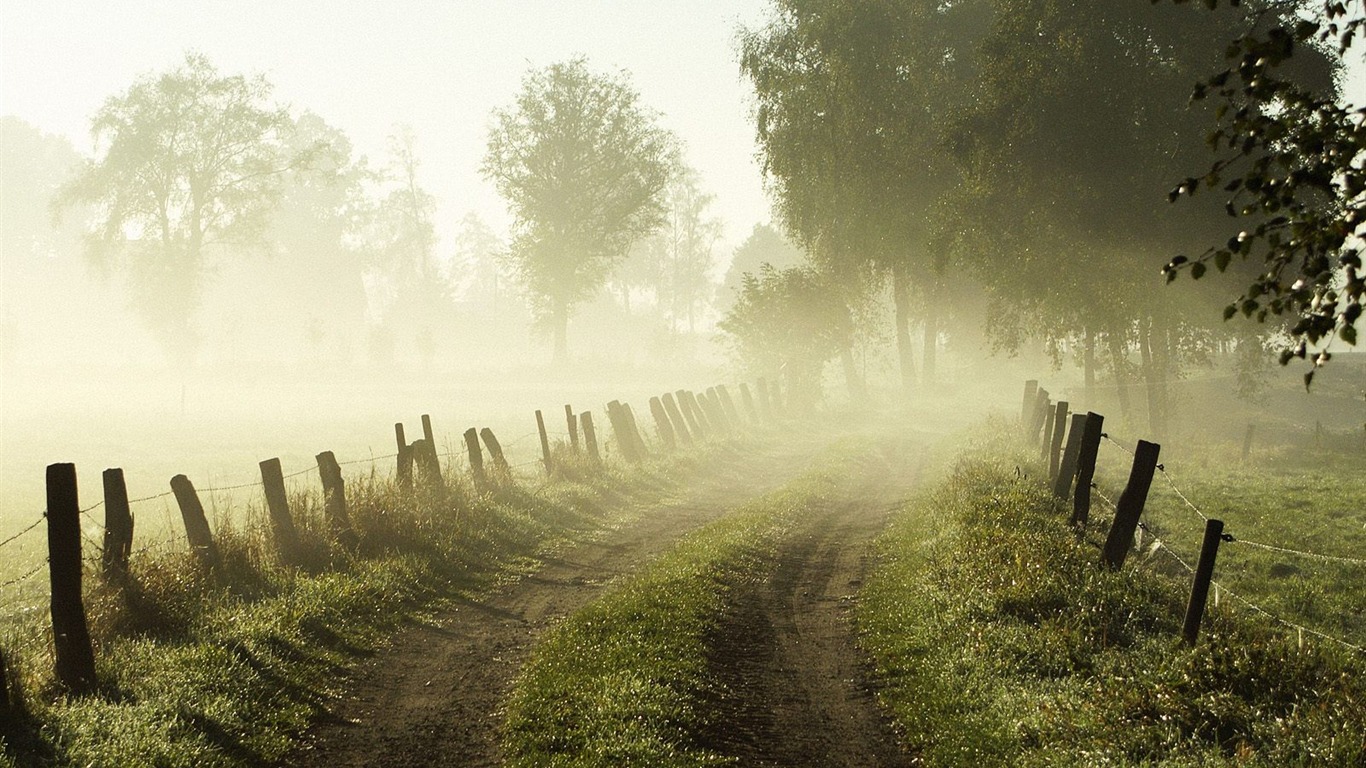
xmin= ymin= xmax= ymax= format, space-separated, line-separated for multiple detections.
xmin=0 ymin=514 xmax=45 ymax=550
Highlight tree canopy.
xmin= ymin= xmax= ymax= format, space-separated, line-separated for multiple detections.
xmin=482 ymin=58 xmax=676 ymax=362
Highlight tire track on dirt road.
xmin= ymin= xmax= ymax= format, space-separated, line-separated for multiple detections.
xmin=279 ymin=435 xmax=842 ymax=768
xmin=697 ymin=437 xmax=924 ymax=767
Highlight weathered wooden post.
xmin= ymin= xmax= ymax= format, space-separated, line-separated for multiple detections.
xmin=1182 ymin=518 xmax=1226 ymax=646
xmin=1070 ymin=412 xmax=1104 ymax=530
xmin=259 ymin=458 xmax=301 ymax=565
xmin=606 ymin=401 xmax=641 ymax=462
xmin=649 ymin=397 xmax=677 ymax=451
xmin=717 ymin=385 xmax=743 ymax=429
xmin=1021 ymin=379 xmax=1039 ymax=427
xmin=101 ymin=467 xmax=134 ymax=580
xmin=622 ymin=403 xmax=651 ymax=458
xmin=1040 ymin=400 xmax=1058 ymax=461
xmin=420 ymin=414 xmax=445 ymax=492
xmin=683 ymin=390 xmax=712 ymax=436
xmin=535 ymin=410 xmax=553 ymax=475
xmin=676 ymin=390 xmax=707 ymax=438
xmin=580 ymin=411 xmax=601 ymax=464
xmin=702 ymin=388 xmax=731 ymax=435
xmin=564 ymin=405 xmax=580 ymax=452
xmin=1053 ymin=413 xmax=1088 ymax=500
xmin=47 ymin=463 xmax=97 ymax=694
xmin=314 ymin=452 xmax=358 ymax=549
xmin=1241 ymin=423 xmax=1255 ymax=462
xmin=1100 ymin=440 xmax=1161 ymax=569
xmin=480 ymin=428 xmax=510 ymax=473
xmin=170 ymin=474 xmax=220 ymax=569
xmin=756 ymin=378 xmax=773 ymax=423
xmin=395 ymin=423 xmax=413 ymax=493
xmin=1047 ymin=402 xmax=1069 ymax=482
xmin=739 ymin=383 xmax=760 ymax=424
xmin=465 ymin=427 xmax=487 ymax=487
xmin=661 ymin=393 xmax=693 ymax=445
xmin=1029 ymin=388 xmax=1050 ymax=446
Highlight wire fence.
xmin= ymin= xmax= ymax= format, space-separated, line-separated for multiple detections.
xmin=1086 ymin=424 xmax=1366 ymax=656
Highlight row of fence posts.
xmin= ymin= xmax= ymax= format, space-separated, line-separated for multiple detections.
xmin=12 ymin=378 xmax=785 ymax=701
xmin=1023 ymin=379 xmax=1223 ymax=647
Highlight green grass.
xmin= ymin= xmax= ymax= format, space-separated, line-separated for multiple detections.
xmin=500 ymin=454 xmax=853 ymax=767
xmin=0 ymin=444 xmax=725 ymax=768
xmin=858 ymin=421 xmax=1366 ymax=766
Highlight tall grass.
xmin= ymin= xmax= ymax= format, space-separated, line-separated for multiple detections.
xmin=859 ymin=424 xmax=1365 ymax=766
xmin=0 ymin=445 xmax=713 ymax=767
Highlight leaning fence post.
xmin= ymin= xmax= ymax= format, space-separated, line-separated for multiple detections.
xmin=259 ymin=458 xmax=300 ymax=565
xmin=702 ymin=388 xmax=731 ymax=435
xmin=1029 ymin=388 xmax=1050 ymax=446
xmin=606 ymin=401 xmax=641 ymax=462
xmin=661 ymin=393 xmax=693 ymax=445
xmin=1070 ymin=412 xmax=1104 ymax=529
xmin=1040 ymin=400 xmax=1058 ymax=461
xmin=622 ymin=403 xmax=651 ymax=458
xmin=101 ymin=467 xmax=134 ymax=580
xmin=465 ymin=427 xmax=487 ymax=488
xmin=420 ymin=414 xmax=445 ymax=492
xmin=1047 ymin=401 xmax=1069 ymax=482
xmin=1182 ymin=518 xmax=1226 ymax=646
xmin=314 ymin=452 xmax=358 ymax=550
xmin=170 ymin=474 xmax=220 ymax=569
xmin=535 ymin=410 xmax=553 ymax=475
xmin=649 ymin=397 xmax=677 ymax=451
xmin=580 ymin=411 xmax=601 ymax=464
xmin=717 ymin=385 xmax=743 ymax=429
xmin=480 ymin=428 xmax=510 ymax=475
xmin=395 ymin=423 xmax=413 ymax=493
xmin=1053 ymin=413 xmax=1088 ymax=500
xmin=677 ymin=390 xmax=707 ymax=438
xmin=565 ymin=405 xmax=580 ymax=453
xmin=1100 ymin=440 xmax=1161 ymax=569
xmin=1021 ymin=379 xmax=1039 ymax=427
xmin=47 ymin=463 xmax=97 ymax=694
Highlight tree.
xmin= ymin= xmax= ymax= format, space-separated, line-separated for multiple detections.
xmin=740 ymin=0 xmax=983 ymax=395
xmin=719 ymin=263 xmax=853 ymax=410
xmin=55 ymin=52 xmax=316 ymax=360
xmin=719 ymin=223 xmax=804 ymax=314
xmin=1161 ymin=0 xmax=1359 ymax=388
xmin=624 ymin=162 xmax=724 ymax=333
xmin=482 ymin=58 xmax=676 ymax=362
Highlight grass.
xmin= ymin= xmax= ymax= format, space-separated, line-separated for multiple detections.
xmin=858 ymin=419 xmax=1366 ymax=766
xmin=0 ymin=442 xmax=725 ymax=767
xmin=500 ymin=449 xmax=859 ymax=767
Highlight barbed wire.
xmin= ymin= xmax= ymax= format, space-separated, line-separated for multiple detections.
xmin=0 ymin=559 xmax=47 ymax=590
xmin=0 ymin=514 xmax=45 ymax=550
xmin=128 ymin=490 xmax=174 ymax=505
xmin=1225 ymin=537 xmax=1366 ymax=566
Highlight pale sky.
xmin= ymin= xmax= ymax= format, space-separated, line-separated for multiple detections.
xmin=2 ymin=1 xmax=1363 ymax=262
xmin=0 ymin=0 xmax=777 ymax=258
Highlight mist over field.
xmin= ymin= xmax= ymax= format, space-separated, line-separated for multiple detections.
xmin=1 ymin=2 xmax=1365 ymax=765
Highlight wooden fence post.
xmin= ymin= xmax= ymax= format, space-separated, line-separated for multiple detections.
xmin=1182 ymin=518 xmax=1226 ymax=646
xmin=661 ymin=393 xmax=693 ymax=445
xmin=1053 ymin=413 xmax=1088 ymax=500
xmin=1241 ymin=423 xmax=1255 ymax=462
xmin=649 ymin=397 xmax=677 ymax=451
xmin=580 ymin=411 xmax=601 ymax=464
xmin=1021 ymin=379 xmax=1039 ymax=427
xmin=259 ymin=458 xmax=301 ymax=565
xmin=756 ymin=378 xmax=773 ymax=423
xmin=479 ymin=428 xmax=510 ymax=473
xmin=1047 ymin=401 xmax=1069 ymax=482
xmin=101 ymin=467 xmax=133 ymax=580
xmin=420 ymin=414 xmax=445 ymax=492
xmin=314 ymin=452 xmax=358 ymax=549
xmin=682 ymin=390 xmax=712 ymax=436
xmin=717 ymin=385 xmax=743 ymax=428
xmin=535 ymin=410 xmax=553 ymax=475
xmin=702 ymin=388 xmax=731 ymax=435
xmin=1029 ymin=388 xmax=1050 ymax=446
xmin=606 ymin=401 xmax=641 ymax=462
xmin=1040 ymin=400 xmax=1058 ymax=461
xmin=622 ymin=403 xmax=651 ymax=458
xmin=395 ymin=423 xmax=413 ymax=493
xmin=465 ymin=427 xmax=486 ymax=487
xmin=739 ymin=383 xmax=760 ymax=424
xmin=564 ymin=405 xmax=580 ymax=452
xmin=170 ymin=474 xmax=220 ymax=569
xmin=47 ymin=463 xmax=97 ymax=694
xmin=1070 ymin=412 xmax=1104 ymax=530
xmin=1100 ymin=440 xmax=1161 ymax=570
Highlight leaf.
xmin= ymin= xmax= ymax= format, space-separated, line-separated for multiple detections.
xmin=1342 ymin=324 xmax=1358 ymax=346
xmin=1214 ymin=251 xmax=1232 ymax=271
xmin=1190 ymin=262 xmax=1207 ymax=279
xmin=1304 ymin=369 xmax=1314 ymax=390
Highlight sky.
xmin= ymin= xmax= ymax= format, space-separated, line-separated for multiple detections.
xmin=0 ymin=0 xmax=777 ymax=260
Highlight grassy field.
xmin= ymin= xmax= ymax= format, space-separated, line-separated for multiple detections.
xmin=858 ymin=420 xmax=1365 ymax=766
xmin=0 ymin=440 xmax=720 ymax=767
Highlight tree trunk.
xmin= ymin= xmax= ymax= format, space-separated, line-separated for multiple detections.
xmin=1084 ymin=326 xmax=1097 ymax=406
xmin=552 ymin=300 xmax=568 ymax=364
xmin=921 ymin=297 xmax=938 ymax=386
xmin=891 ymin=263 xmax=916 ymax=399
xmin=1139 ymin=315 xmax=1169 ymax=441
xmin=1107 ymin=331 xmax=1133 ymax=421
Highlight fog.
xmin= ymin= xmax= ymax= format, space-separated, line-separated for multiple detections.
xmin=3 ymin=0 xmax=1365 ymax=544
